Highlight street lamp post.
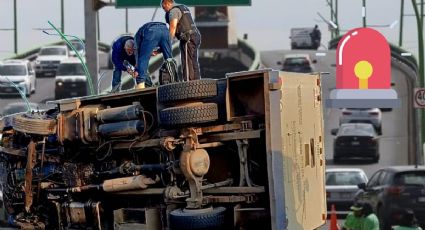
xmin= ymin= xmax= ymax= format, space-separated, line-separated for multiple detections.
xmin=411 ymin=0 xmax=425 ymax=149
xmin=362 ymin=0 xmax=367 ymax=27
xmin=326 ymin=0 xmax=339 ymax=38
xmin=335 ymin=0 xmax=339 ymax=36
xmin=400 ymin=0 xmax=404 ymax=46
xmin=125 ymin=8 xmax=129 ymax=33
xmin=14 ymin=0 xmax=17 ymax=54
xmin=61 ymin=0 xmax=64 ymax=33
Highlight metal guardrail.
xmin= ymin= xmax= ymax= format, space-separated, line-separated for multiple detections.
xmin=5 ymin=40 xmax=111 ymax=61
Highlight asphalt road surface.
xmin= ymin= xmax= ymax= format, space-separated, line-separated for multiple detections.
xmin=261 ymin=49 xmax=411 ymax=229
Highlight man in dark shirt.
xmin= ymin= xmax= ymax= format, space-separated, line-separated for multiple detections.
xmin=162 ymin=0 xmax=201 ymax=81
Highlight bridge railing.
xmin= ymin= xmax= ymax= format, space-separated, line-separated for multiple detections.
xmin=6 ymin=40 xmax=111 ymax=62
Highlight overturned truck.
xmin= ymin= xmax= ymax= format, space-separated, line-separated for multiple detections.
xmin=0 ymin=69 xmax=326 ymax=230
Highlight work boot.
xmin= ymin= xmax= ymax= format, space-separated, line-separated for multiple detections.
xmin=136 ymin=82 xmax=145 ymax=89
xmin=110 ymin=84 xmax=121 ymax=93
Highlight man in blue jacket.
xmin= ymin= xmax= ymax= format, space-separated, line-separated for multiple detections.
xmin=111 ymin=35 xmax=136 ymax=93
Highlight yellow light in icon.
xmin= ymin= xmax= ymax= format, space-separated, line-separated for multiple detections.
xmin=354 ymin=60 xmax=373 ymax=89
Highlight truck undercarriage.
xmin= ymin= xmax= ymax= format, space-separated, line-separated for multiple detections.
xmin=0 ymin=69 xmax=326 ymax=230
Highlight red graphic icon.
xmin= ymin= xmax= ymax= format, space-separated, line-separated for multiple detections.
xmin=336 ymin=27 xmax=391 ymax=89
xmin=327 ymin=27 xmax=400 ymax=108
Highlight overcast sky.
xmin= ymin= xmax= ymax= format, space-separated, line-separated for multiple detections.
xmin=0 ymin=0 xmax=420 ymax=60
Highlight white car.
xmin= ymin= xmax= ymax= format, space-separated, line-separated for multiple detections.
xmin=0 ymin=59 xmax=36 ymax=96
xmin=326 ymin=168 xmax=368 ymax=215
xmin=339 ymin=108 xmax=382 ymax=134
xmin=68 ymin=40 xmax=85 ymax=57
xmin=277 ymin=54 xmax=316 ymax=73
xmin=55 ymin=58 xmax=88 ymax=100
xmin=34 ymin=45 xmax=69 ymax=77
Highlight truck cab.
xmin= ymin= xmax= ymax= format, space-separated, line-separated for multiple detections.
xmin=290 ymin=27 xmax=315 ymax=50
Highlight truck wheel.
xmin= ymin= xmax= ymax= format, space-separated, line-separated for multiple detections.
xmin=169 ymin=207 xmax=226 ymax=230
xmin=159 ymin=103 xmax=218 ymax=127
xmin=158 ymin=79 xmax=217 ymax=104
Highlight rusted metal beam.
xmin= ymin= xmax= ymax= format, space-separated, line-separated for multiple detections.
xmin=198 ymin=130 xmax=261 ymax=143
xmin=112 ymin=186 xmax=265 ymax=195
xmin=204 ymin=186 xmax=265 ymax=194
xmin=0 ymin=146 xmax=25 ymax=157
xmin=24 ymin=141 xmax=37 ymax=212
xmin=113 ymin=139 xmax=161 ymax=149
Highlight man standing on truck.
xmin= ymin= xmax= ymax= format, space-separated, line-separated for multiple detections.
xmin=161 ymin=0 xmax=201 ymax=81
xmin=132 ymin=22 xmax=174 ymax=89
xmin=111 ymin=35 xmax=136 ymax=93
xmin=310 ymin=25 xmax=321 ymax=50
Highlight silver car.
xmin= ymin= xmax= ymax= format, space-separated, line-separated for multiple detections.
xmin=339 ymin=108 xmax=382 ymax=134
xmin=326 ymin=168 xmax=368 ymax=215
xmin=0 ymin=60 xmax=36 ymax=97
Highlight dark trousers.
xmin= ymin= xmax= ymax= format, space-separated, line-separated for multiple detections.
xmin=180 ymin=31 xmax=201 ymax=81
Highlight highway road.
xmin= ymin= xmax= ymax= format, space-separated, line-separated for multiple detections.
xmin=0 ymin=53 xmax=112 ymax=114
xmin=261 ymin=49 xmax=411 ymax=229
xmin=0 ymin=48 xmax=413 ymax=229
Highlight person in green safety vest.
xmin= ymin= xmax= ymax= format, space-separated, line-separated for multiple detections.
xmin=392 ymin=209 xmax=423 ymax=230
xmin=342 ymin=202 xmax=364 ymax=230
xmin=361 ymin=203 xmax=380 ymax=230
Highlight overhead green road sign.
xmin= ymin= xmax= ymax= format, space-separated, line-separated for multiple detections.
xmin=116 ymin=0 xmax=251 ymax=8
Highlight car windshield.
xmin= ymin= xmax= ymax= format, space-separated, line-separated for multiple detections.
xmin=39 ymin=48 xmax=66 ymax=56
xmin=346 ymin=108 xmax=371 ymax=111
xmin=0 ymin=65 xmax=27 ymax=76
xmin=284 ymin=58 xmax=309 ymax=67
xmin=2 ymin=103 xmax=38 ymax=115
xmin=69 ymin=42 xmax=84 ymax=52
xmin=57 ymin=63 xmax=85 ymax=76
xmin=339 ymin=125 xmax=375 ymax=136
xmin=394 ymin=171 xmax=425 ymax=186
xmin=326 ymin=171 xmax=366 ymax=186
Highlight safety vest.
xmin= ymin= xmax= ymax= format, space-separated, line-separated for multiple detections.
xmin=165 ymin=4 xmax=197 ymax=40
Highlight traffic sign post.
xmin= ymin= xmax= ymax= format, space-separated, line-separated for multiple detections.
xmin=116 ymin=0 xmax=251 ymax=8
xmin=414 ymin=88 xmax=425 ymax=108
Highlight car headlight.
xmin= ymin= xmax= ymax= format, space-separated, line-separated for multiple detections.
xmin=35 ymin=60 xmax=41 ymax=65
xmin=56 ymin=81 xmax=63 ymax=87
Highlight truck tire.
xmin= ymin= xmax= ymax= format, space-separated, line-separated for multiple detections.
xmin=158 ymin=79 xmax=217 ymax=104
xmin=159 ymin=103 xmax=218 ymax=127
xmin=169 ymin=207 xmax=226 ymax=230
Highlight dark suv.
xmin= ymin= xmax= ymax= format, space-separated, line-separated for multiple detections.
xmin=355 ymin=166 xmax=425 ymax=229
